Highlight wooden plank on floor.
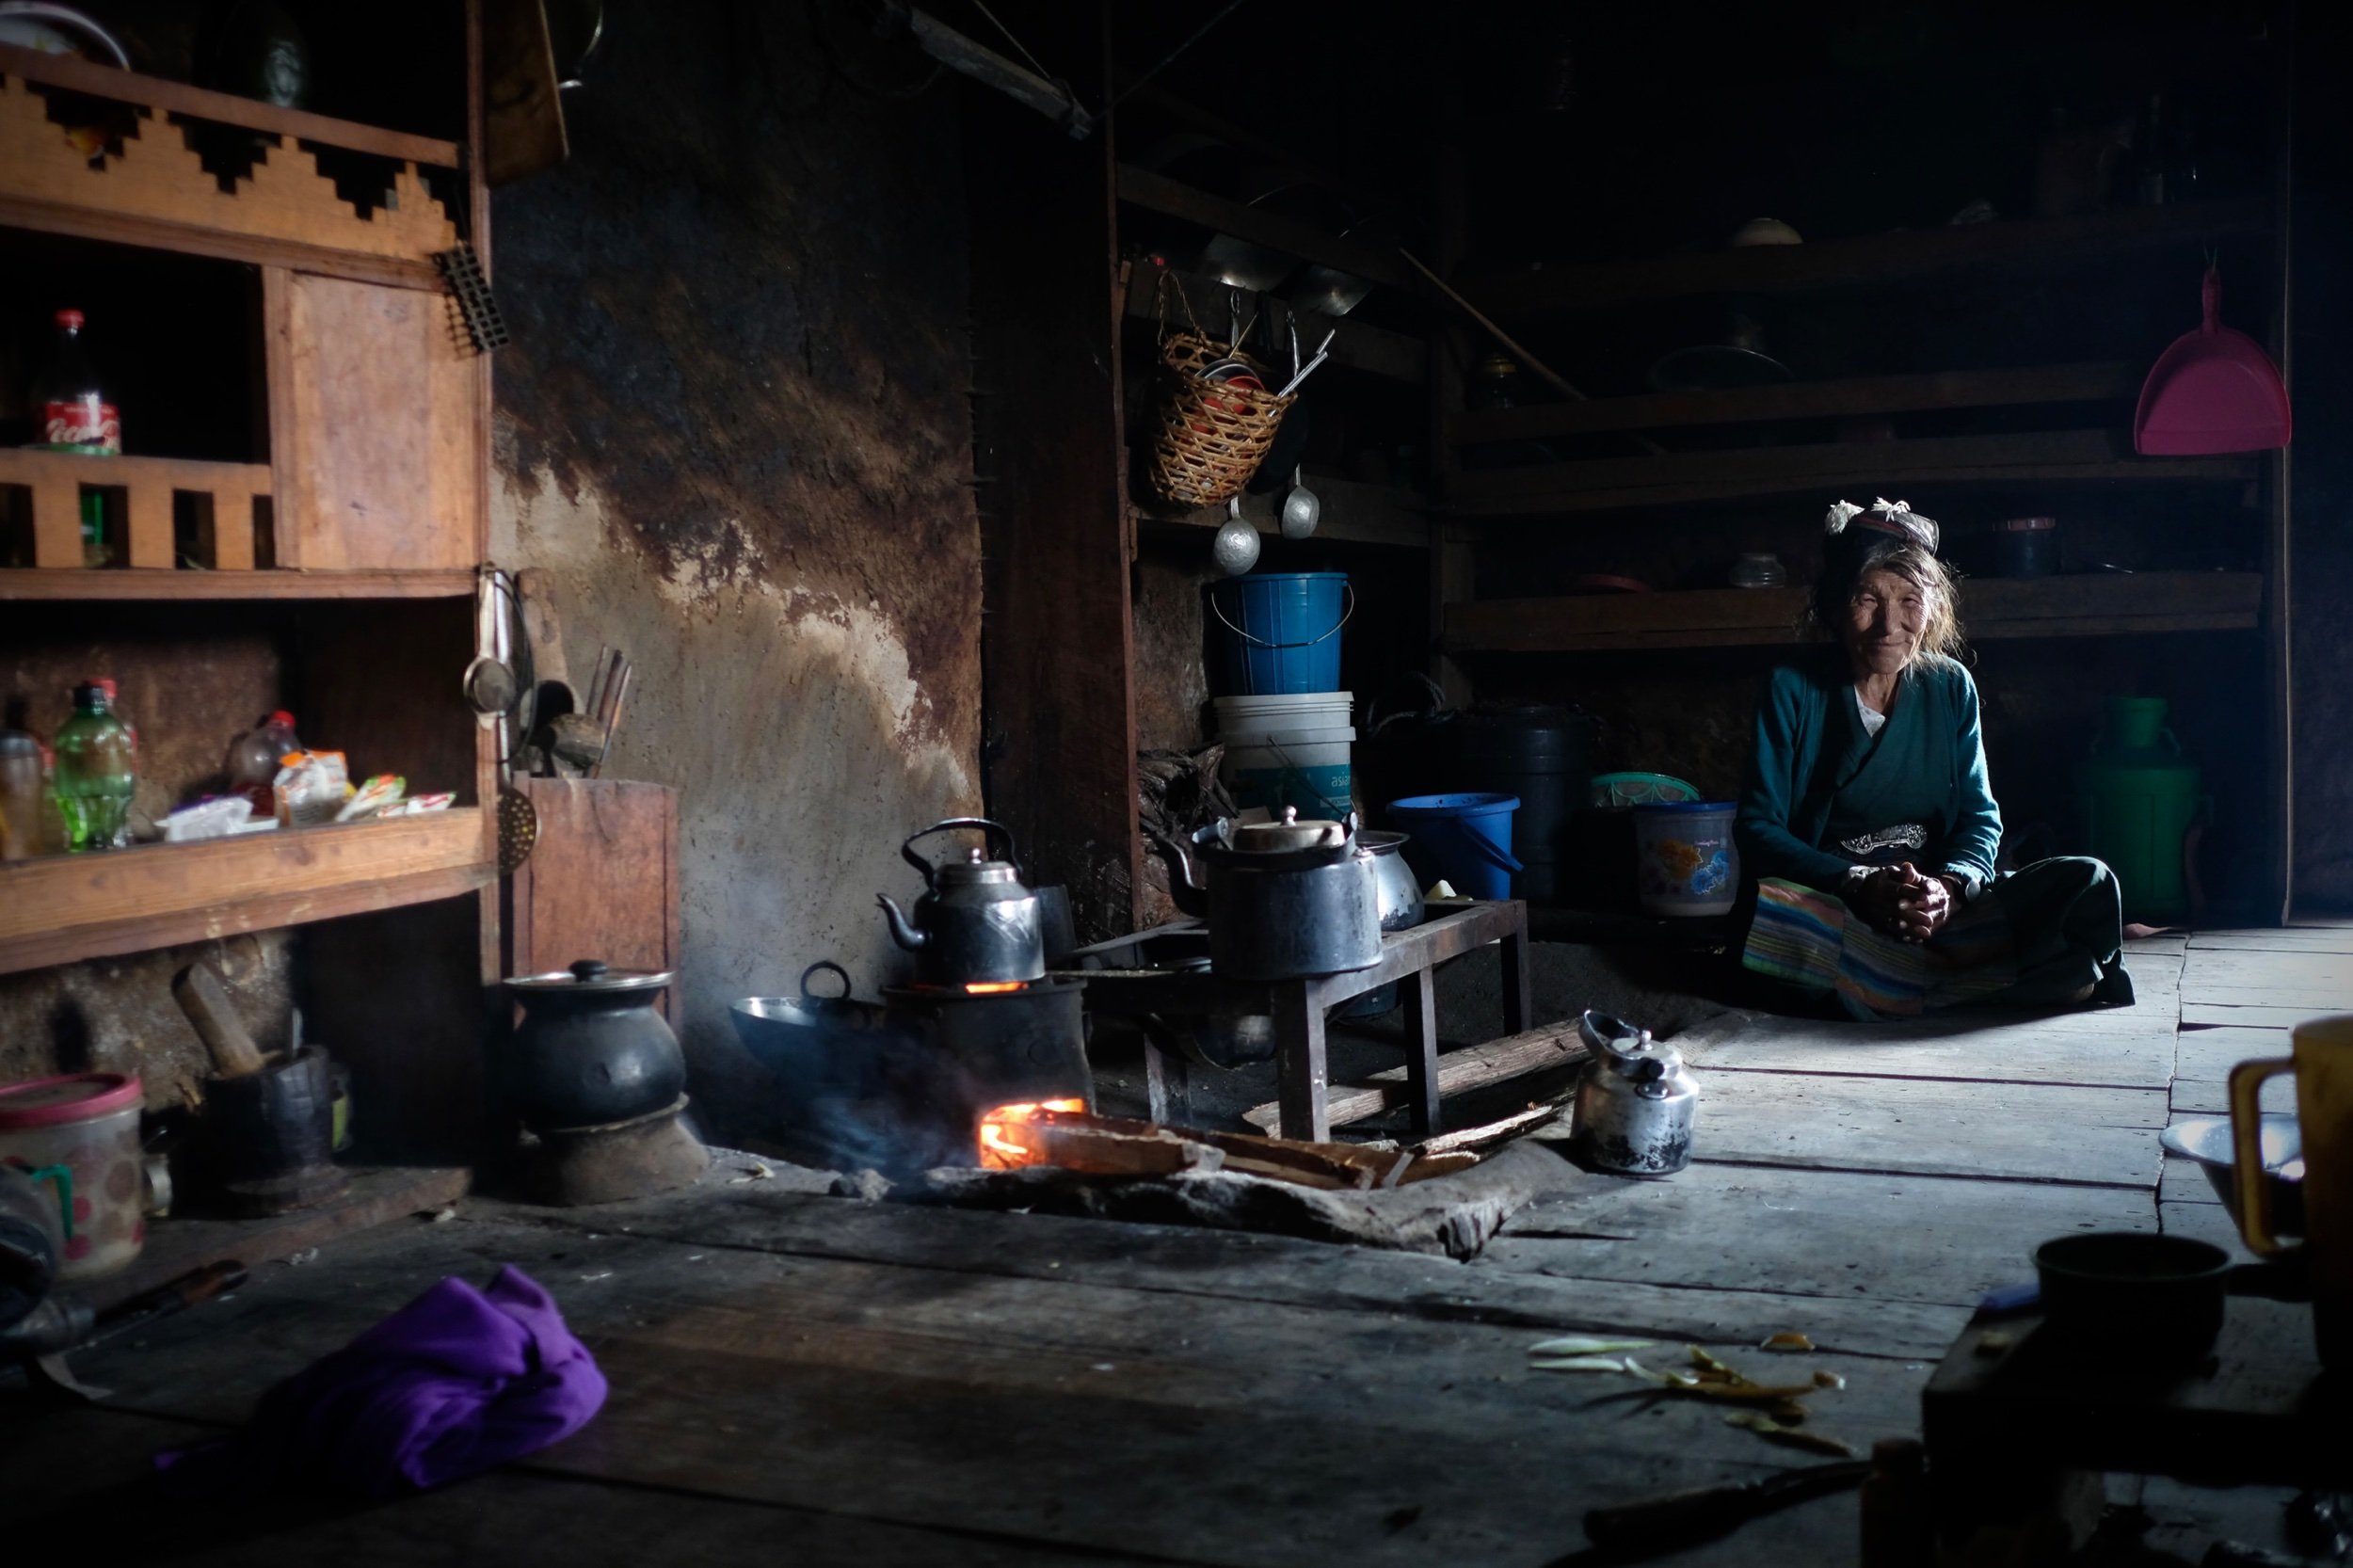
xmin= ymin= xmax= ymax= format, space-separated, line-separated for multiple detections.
xmin=1488 ymin=1162 xmax=2149 ymax=1307
xmin=2178 ymin=1025 xmax=2297 ymax=1081
xmin=1696 ymin=1072 xmax=2167 ymax=1186
xmin=1689 ymin=1012 xmax=2174 ymax=1089
xmin=2183 ymin=1002 xmax=2342 ymax=1030
xmin=2169 ymin=1076 xmax=2297 ymax=1116
xmin=70 ymin=1214 xmax=1932 ymax=1568
xmin=2160 ymin=1198 xmax=2250 ymax=1256
xmin=2188 ymin=930 xmax=2353 ymax=954
xmin=2181 ymin=949 xmax=2353 ymax=1012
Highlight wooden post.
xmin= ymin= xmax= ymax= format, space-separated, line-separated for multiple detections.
xmin=967 ymin=7 xmax=1137 ymax=942
xmin=1401 ymin=968 xmax=1441 ymax=1137
xmin=1273 ymin=977 xmax=1330 ymax=1142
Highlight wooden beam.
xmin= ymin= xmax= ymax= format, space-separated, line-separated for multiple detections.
xmin=1448 ymin=362 xmax=2145 ymax=444
xmin=0 ymin=194 xmax=446 ymax=292
xmin=1114 ymin=164 xmax=1415 ymax=292
xmin=971 ymin=17 xmax=1137 ymax=941
xmin=1465 ymin=198 xmax=2273 ymax=318
xmin=0 ymin=568 xmax=474 ymax=600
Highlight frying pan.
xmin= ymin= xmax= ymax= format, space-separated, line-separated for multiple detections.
xmin=2034 ymin=1231 xmax=2305 ymax=1364
xmin=2134 ymin=267 xmax=2292 ymax=455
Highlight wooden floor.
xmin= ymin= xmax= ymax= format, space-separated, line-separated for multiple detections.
xmin=3 ymin=925 xmax=2346 ymax=1565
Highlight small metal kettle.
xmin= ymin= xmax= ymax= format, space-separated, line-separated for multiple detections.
xmin=1571 ymin=1010 xmax=1698 ymax=1178
xmin=877 ymin=818 xmax=1046 ymax=986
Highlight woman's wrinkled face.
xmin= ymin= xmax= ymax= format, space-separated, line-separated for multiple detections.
xmin=1843 ymin=568 xmax=1929 ymax=678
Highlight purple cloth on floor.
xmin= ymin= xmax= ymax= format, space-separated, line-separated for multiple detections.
xmin=156 ymin=1265 xmax=606 ymax=1499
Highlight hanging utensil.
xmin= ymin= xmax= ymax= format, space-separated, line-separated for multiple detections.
xmin=1274 ymin=328 xmax=1337 ymax=397
xmin=2134 ymin=265 xmax=2292 ymax=454
xmin=1212 ymin=495 xmax=1261 ymax=575
xmin=1280 ymin=466 xmax=1320 ymax=539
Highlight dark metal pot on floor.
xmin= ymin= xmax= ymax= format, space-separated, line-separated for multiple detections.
xmin=1150 ymin=808 xmax=1383 ymax=981
xmin=877 ymin=818 xmax=1047 ymax=985
xmin=500 ymin=960 xmax=685 ymax=1131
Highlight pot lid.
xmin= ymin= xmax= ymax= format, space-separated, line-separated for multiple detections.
xmin=935 ymin=847 xmax=1023 ymax=888
xmin=504 ymin=958 xmax=675 ymax=993
xmin=1229 ymin=807 xmax=1347 ymax=853
xmin=0 ymin=1071 xmax=141 ymax=1130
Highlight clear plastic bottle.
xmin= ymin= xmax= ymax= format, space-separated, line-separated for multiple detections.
xmin=0 ymin=722 xmax=43 ymax=860
xmin=53 ymin=680 xmax=137 ymax=853
xmin=224 ymin=710 xmax=300 ymax=810
xmin=28 ymin=310 xmax=119 ymax=567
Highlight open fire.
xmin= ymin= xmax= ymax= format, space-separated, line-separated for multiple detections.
xmin=976 ymin=1098 xmax=1088 ymax=1168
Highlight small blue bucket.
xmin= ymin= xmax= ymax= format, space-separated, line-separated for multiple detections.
xmin=1207 ymin=572 xmax=1352 ymax=696
xmin=1385 ymin=792 xmax=1523 ymax=901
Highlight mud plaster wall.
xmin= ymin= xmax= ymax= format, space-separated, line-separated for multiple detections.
xmin=490 ymin=6 xmax=982 ymax=1144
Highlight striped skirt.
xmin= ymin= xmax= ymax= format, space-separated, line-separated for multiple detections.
xmin=1740 ymin=876 xmax=2018 ymax=1018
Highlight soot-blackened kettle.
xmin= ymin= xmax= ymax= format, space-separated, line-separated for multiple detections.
xmin=877 ymin=818 xmax=1046 ymax=985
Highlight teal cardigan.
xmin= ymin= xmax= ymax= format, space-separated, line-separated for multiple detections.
xmin=1735 ymin=653 xmax=2003 ymax=891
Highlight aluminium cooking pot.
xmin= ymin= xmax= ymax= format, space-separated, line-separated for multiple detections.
xmin=500 ymin=959 xmax=685 ymax=1132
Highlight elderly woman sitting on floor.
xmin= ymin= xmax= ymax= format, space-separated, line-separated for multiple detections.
xmin=1735 ymin=499 xmax=2133 ymax=1018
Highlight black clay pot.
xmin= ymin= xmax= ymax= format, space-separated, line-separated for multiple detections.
xmin=500 ymin=960 xmax=685 ymax=1132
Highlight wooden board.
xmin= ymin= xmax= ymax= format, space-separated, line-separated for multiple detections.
xmin=504 ymin=779 xmax=681 ymax=1024
xmin=2181 ymin=949 xmax=2353 ymax=1011
xmin=267 ymin=270 xmax=481 ymax=572
xmin=2178 ymin=1025 xmax=2300 ymax=1082
xmin=1693 ymin=1071 xmax=2167 ymax=1186
xmin=0 ymin=568 xmax=474 ymax=600
xmin=1242 ymin=1013 xmax=1584 ymax=1133
xmin=1465 ymin=198 xmax=2271 ymax=317
xmin=2167 ymin=1075 xmax=2297 ymax=1116
xmin=1689 ymin=1012 xmax=2176 ymax=1090
xmin=2183 ymin=1001 xmax=2343 ymax=1030
xmin=0 ymin=808 xmax=492 ymax=976
xmin=2188 ymin=928 xmax=2353 ymax=953
xmin=1442 ymin=573 xmax=2265 ymax=653
xmin=1449 ymin=361 xmax=2144 ymax=443
xmin=0 ymin=451 xmax=270 ymax=570
xmin=1491 ymin=1161 xmax=2151 ymax=1308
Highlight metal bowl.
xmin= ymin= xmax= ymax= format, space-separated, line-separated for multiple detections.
xmin=2159 ymin=1114 xmax=2304 ymax=1237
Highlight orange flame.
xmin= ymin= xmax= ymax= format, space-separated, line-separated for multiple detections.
xmin=963 ymin=981 xmax=1028 ymax=995
xmin=977 ymin=1098 xmax=1086 ymax=1169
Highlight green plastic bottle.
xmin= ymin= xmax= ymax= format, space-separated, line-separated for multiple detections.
xmin=53 ymin=679 xmax=136 ymax=853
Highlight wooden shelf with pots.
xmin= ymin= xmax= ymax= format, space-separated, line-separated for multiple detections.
xmin=1440 ymin=570 xmax=2265 ymax=655
xmin=0 ymin=808 xmax=494 ymax=979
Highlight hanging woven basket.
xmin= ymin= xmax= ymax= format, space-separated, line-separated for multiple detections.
xmin=1144 ymin=278 xmax=1297 ymax=509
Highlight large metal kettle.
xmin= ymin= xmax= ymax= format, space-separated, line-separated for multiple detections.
xmin=1571 ymin=1010 xmax=1698 ymax=1178
xmin=1150 ymin=808 xmax=1384 ymax=981
xmin=878 ymin=818 xmax=1047 ymax=986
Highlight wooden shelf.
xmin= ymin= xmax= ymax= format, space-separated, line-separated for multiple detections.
xmin=1449 ymin=362 xmax=2144 ymax=444
xmin=1134 ymin=476 xmax=1429 ymax=550
xmin=0 ymin=808 xmax=493 ymax=977
xmin=1447 ymin=431 xmax=2257 ymax=518
xmin=0 ymin=43 xmax=458 ymax=291
xmin=1123 ymin=264 xmax=1425 ymax=385
xmin=0 ymin=568 xmax=473 ymax=600
xmin=1115 ymin=164 xmax=1415 ymax=293
xmin=0 ymin=450 xmax=272 ymax=570
xmin=1464 ymin=199 xmax=2273 ymax=319
xmin=1441 ymin=571 xmax=2264 ymax=654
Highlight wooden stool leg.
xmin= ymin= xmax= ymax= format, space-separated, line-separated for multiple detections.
xmin=1402 ymin=968 xmax=1441 ymax=1137
xmin=1273 ymin=981 xmax=1329 ymax=1142
xmin=1500 ymin=899 xmax=1533 ymax=1033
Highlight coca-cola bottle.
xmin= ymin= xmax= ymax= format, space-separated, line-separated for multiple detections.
xmin=28 ymin=309 xmax=118 ymax=567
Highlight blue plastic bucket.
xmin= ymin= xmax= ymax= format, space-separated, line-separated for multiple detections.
xmin=1207 ymin=573 xmax=1352 ymax=696
xmin=1385 ymin=792 xmax=1523 ymax=901
xmin=1631 ymin=801 xmax=1739 ymax=917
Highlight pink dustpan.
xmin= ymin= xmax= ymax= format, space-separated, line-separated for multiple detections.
xmin=2134 ymin=267 xmax=2291 ymax=455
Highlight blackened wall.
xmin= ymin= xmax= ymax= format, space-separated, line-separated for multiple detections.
xmin=490 ymin=5 xmax=984 ymax=1141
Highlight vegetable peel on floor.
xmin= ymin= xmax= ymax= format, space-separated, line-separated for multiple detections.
xmin=1761 ymin=1331 xmax=1815 ymax=1352
xmin=1727 ymin=1411 xmax=1857 ymax=1457
xmin=1529 ymin=1355 xmax=1635 ymax=1373
xmin=1529 ymin=1336 xmax=1655 ymax=1357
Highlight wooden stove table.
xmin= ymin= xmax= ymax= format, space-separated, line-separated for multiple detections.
xmin=1055 ymin=900 xmax=1531 ymax=1142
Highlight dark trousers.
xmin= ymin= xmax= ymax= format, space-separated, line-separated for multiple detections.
xmin=1982 ymin=856 xmax=2133 ymax=1009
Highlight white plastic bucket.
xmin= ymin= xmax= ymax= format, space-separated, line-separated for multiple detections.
xmin=1223 ymin=730 xmax=1354 ymax=820
xmin=1213 ymin=691 xmax=1353 ymax=735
